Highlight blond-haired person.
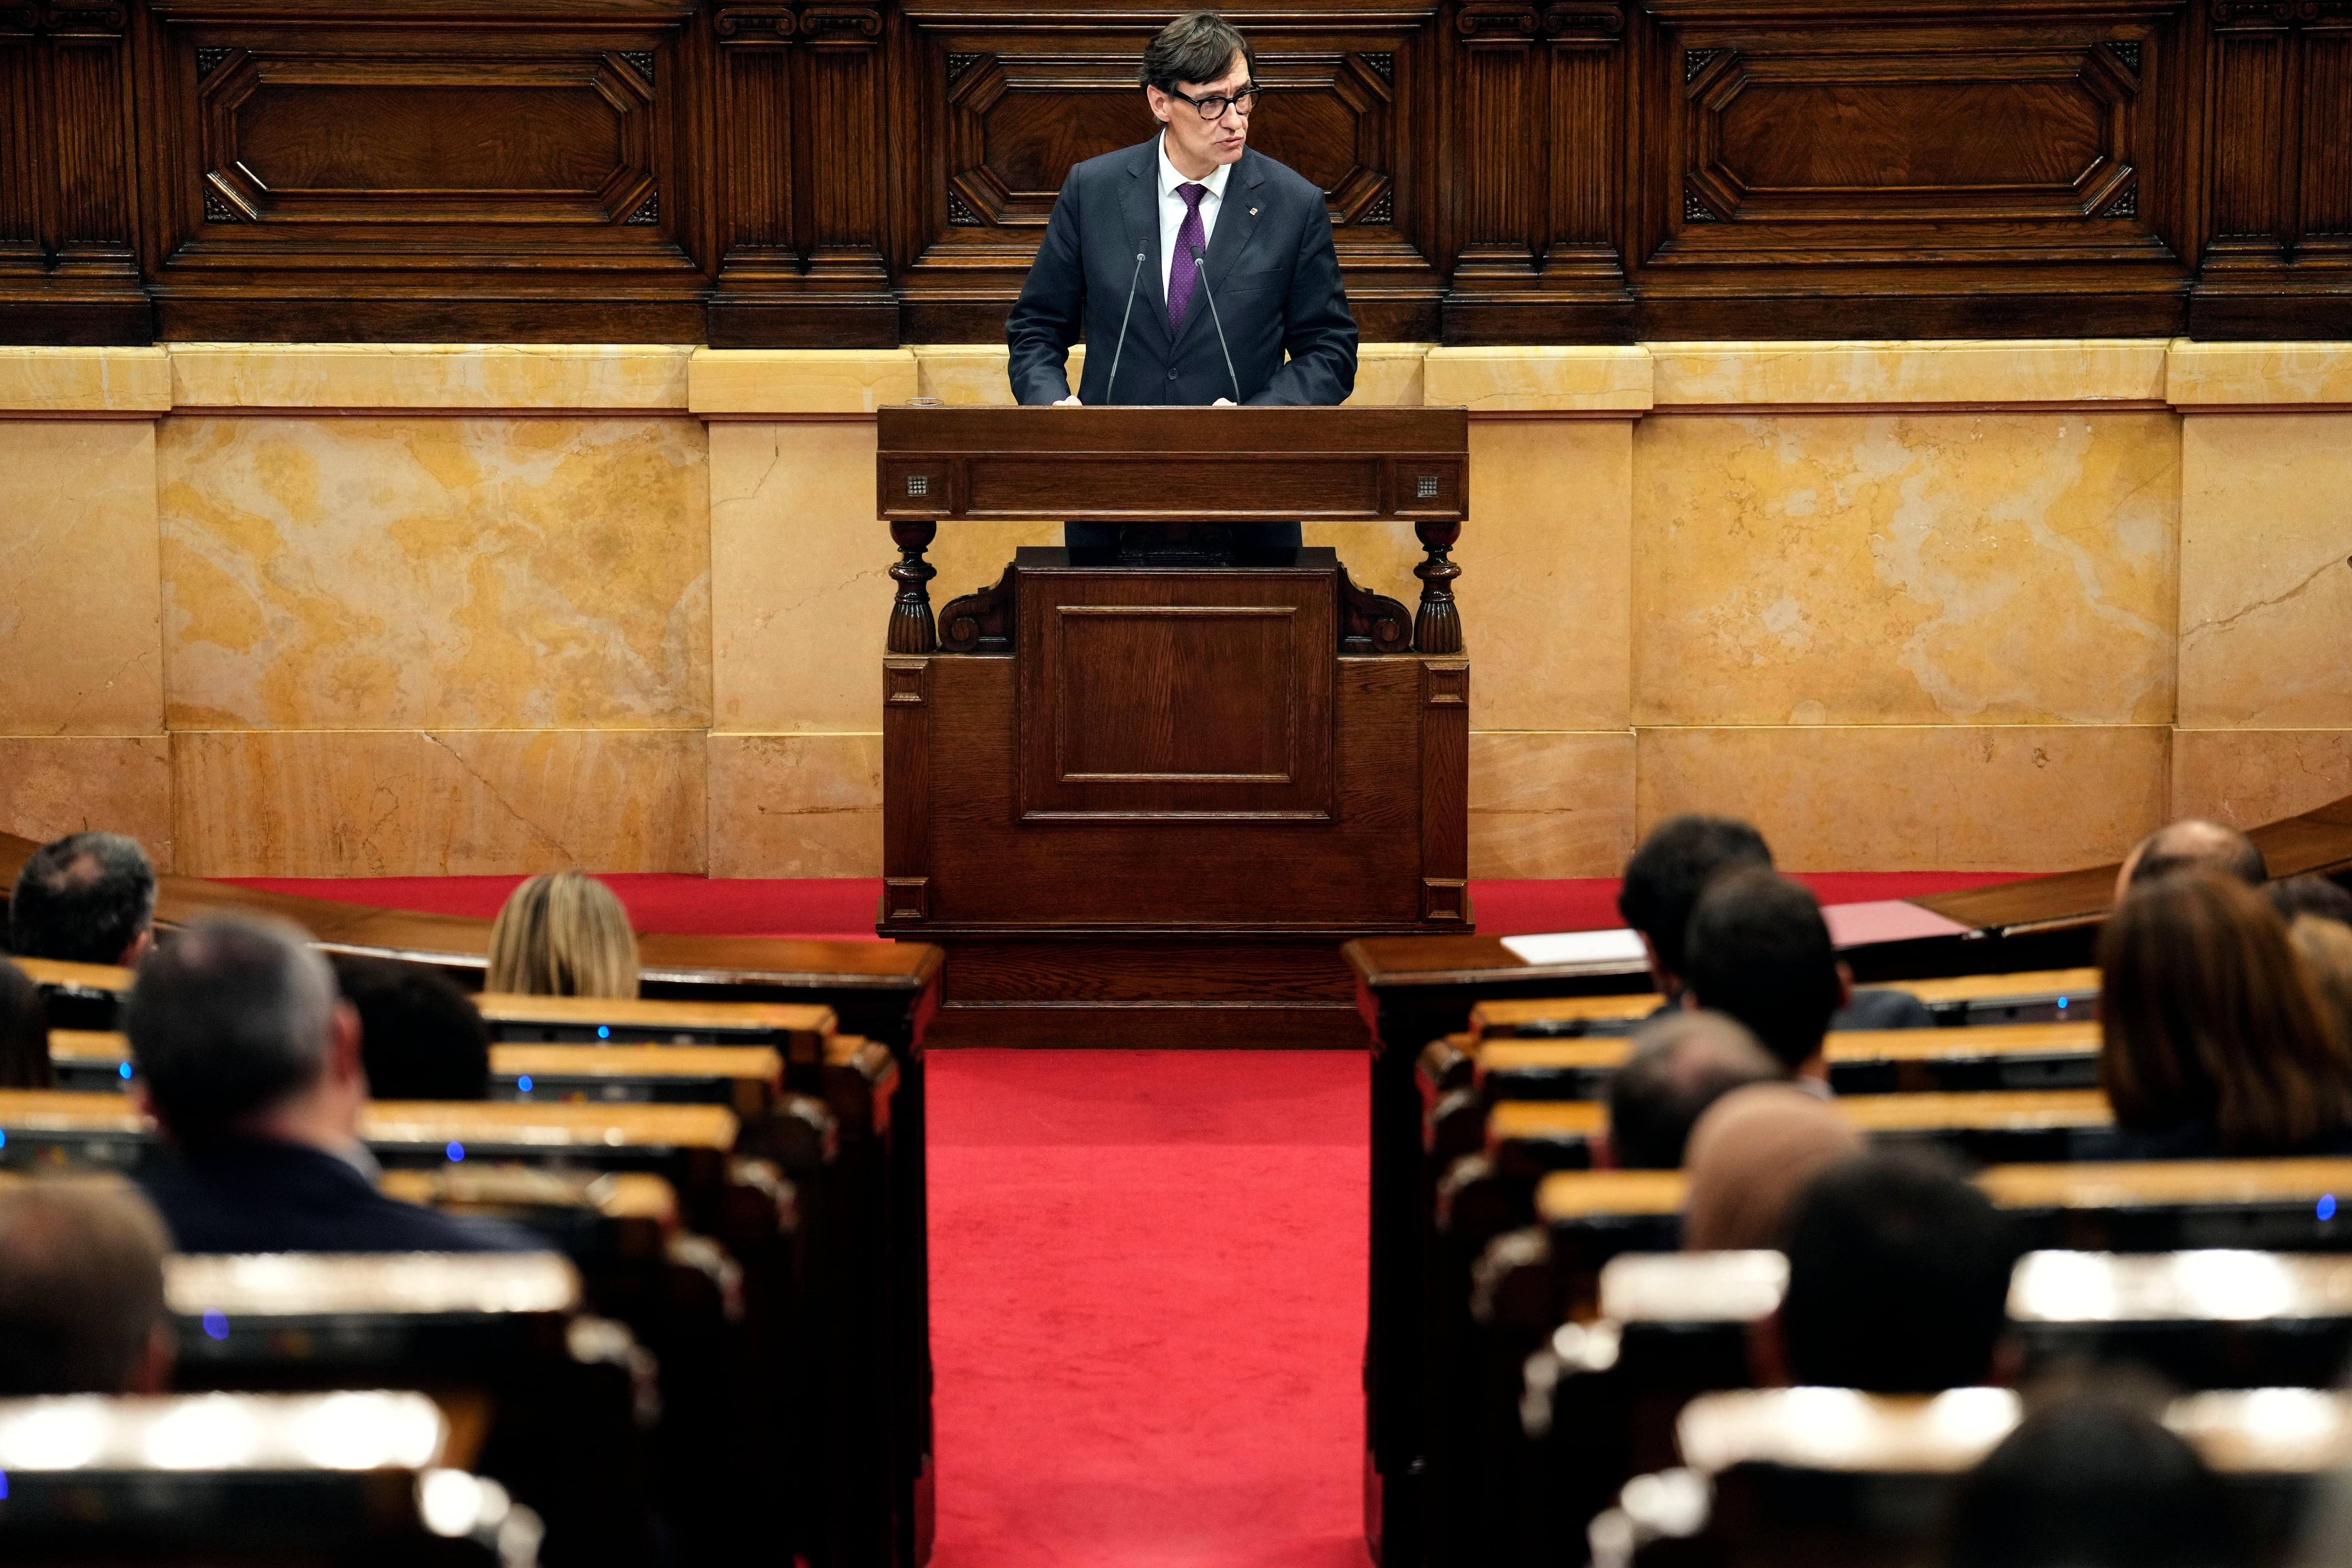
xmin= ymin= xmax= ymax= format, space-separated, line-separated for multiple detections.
xmin=486 ymin=871 xmax=640 ymax=998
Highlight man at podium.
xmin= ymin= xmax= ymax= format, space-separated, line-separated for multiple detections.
xmin=1005 ymin=11 xmax=1359 ymax=548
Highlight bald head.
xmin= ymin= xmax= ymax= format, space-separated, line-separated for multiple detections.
xmin=1607 ymin=1010 xmax=1784 ymax=1170
xmin=2115 ymin=818 xmax=2267 ymax=903
xmin=0 ymin=1178 xmax=172 ymax=1394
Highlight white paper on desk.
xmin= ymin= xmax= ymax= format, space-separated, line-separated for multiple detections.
xmin=1500 ymin=928 xmax=1649 ymax=967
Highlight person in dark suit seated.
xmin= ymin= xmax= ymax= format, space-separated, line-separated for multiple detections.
xmin=1605 ymin=1010 xmax=1782 ymax=1169
xmin=1684 ymin=866 xmax=1899 ymax=1084
xmin=1618 ymin=815 xmax=1933 ymax=1034
xmin=128 ymin=914 xmax=542 ymax=1254
xmin=2099 ymin=871 xmax=2352 ymax=1158
xmin=1763 ymin=1149 xmax=2022 ymax=1391
xmin=332 ymin=954 xmax=493 ymax=1101
xmin=1005 ymin=10 xmax=1359 ymax=552
xmin=0 ymin=1177 xmax=175 ymax=1394
xmin=9 ymin=830 xmax=157 ymax=967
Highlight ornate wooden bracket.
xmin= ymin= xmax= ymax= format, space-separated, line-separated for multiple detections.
xmin=1339 ymin=565 xmax=1413 ymax=656
xmin=938 ymin=565 xmax=1014 ymax=654
xmin=887 ymin=521 xmax=938 ymax=654
xmin=1412 ymin=521 xmax=1463 ymax=655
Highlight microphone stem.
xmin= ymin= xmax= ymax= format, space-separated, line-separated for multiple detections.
xmin=1104 ymin=250 xmax=1146 ymax=406
xmin=1192 ymin=246 xmax=1242 ymax=405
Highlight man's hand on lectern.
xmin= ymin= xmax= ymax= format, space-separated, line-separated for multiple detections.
xmin=1053 ymin=394 xmax=1081 ymax=406
xmin=1212 ymin=397 xmax=1236 ymax=407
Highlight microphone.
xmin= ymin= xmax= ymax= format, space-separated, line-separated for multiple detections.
xmin=1103 ymin=250 xmax=1147 ymax=405
xmin=1191 ymin=245 xmax=1242 ymax=405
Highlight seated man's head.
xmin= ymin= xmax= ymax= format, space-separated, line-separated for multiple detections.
xmin=1140 ymin=10 xmax=1256 ymax=177
xmin=1615 ymin=815 xmax=1773 ymax=996
xmin=1606 ymin=1010 xmax=1782 ymax=1170
xmin=1682 ymin=866 xmax=1848 ymax=1074
xmin=124 ymin=914 xmax=366 ymax=1148
xmin=332 ymin=955 xmax=491 ymax=1101
xmin=9 ymin=831 xmax=156 ymax=967
xmin=0 ymin=1177 xmax=173 ymax=1394
xmin=1681 ymin=1082 xmax=1862 ymax=1250
xmin=1774 ymin=1149 xmax=2021 ymax=1392
xmin=2116 ymin=817 xmax=2267 ymax=903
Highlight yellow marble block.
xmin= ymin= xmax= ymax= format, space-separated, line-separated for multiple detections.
xmin=1633 ymin=412 xmax=2177 ymax=727
xmin=1636 ymin=725 xmax=2170 ymax=871
xmin=0 ymin=421 xmax=165 ymax=735
xmin=1469 ymin=730 xmax=1636 ymax=879
xmin=168 ymin=345 xmax=695 ymax=412
xmin=2178 ymin=412 xmax=2352 ymax=729
xmin=158 ymin=416 xmax=710 ymax=730
xmin=1649 ymin=340 xmax=2170 ymax=408
xmin=1423 ymin=346 xmax=1654 ymax=414
xmin=707 ymin=733 xmax=882 ymax=878
xmin=172 ymin=729 xmax=705 ymax=877
xmin=2171 ymin=729 xmax=2352 ymax=832
xmin=1348 ymin=344 xmax=1434 ymax=408
xmin=2167 ymin=342 xmax=2352 ymax=408
xmin=0 ymin=737 xmax=174 ymax=871
xmin=689 ymin=350 xmax=920 ymax=416
xmin=0 ymin=347 xmax=171 ymax=413
xmin=710 ymin=420 xmax=1057 ymax=732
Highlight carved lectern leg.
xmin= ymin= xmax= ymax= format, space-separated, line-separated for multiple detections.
xmin=1412 ymin=519 xmax=1463 ymax=655
xmin=887 ymin=520 xmax=939 ymax=655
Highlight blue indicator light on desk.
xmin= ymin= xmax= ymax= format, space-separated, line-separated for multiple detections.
xmin=447 ymin=1141 xmax=465 ymax=1163
xmin=517 ymin=1075 xmax=534 ymax=1093
xmin=2322 ymin=1194 xmax=2339 ymax=1222
xmin=1 ymin=1470 xmax=10 ymax=1499
xmin=2057 ymin=997 xmax=2069 ymax=1011
xmin=597 ymin=1025 xmax=611 ymax=1040
xmin=118 ymin=1061 xmax=132 ymax=1080
xmin=202 ymin=1310 xmax=229 ymax=1341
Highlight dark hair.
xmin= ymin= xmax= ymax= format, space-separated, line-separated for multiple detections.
xmin=0 ymin=1178 xmax=170 ymax=1394
xmin=1944 ymin=1396 xmax=2248 ymax=1568
xmin=2129 ymin=819 xmax=2267 ymax=890
xmin=2269 ymin=872 xmax=2352 ymax=927
xmin=1616 ymin=816 xmax=1773 ymax=981
xmin=333 ymin=955 xmax=491 ymax=1101
xmin=125 ymin=914 xmax=335 ymax=1141
xmin=1683 ymin=866 xmax=1840 ymax=1071
xmin=8 ymin=832 xmax=156 ymax=966
xmin=1606 ymin=1011 xmax=1781 ymax=1169
xmin=0 ymin=958 xmax=51 ymax=1090
xmin=1139 ymin=10 xmax=1253 ymax=92
xmin=1782 ymin=1150 xmax=2021 ymax=1393
xmin=2099 ymin=872 xmax=2352 ymax=1153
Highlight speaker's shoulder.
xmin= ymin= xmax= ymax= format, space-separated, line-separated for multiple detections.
xmin=1236 ymin=149 xmax=1326 ymax=207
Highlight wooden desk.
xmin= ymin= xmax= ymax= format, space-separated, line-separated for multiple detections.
xmin=1467 ymin=967 xmax=2102 ymax=1042
xmin=474 ymin=992 xmax=835 ymax=1053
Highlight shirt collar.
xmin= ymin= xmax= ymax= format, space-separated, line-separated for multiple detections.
xmin=1157 ymin=132 xmax=1233 ymax=202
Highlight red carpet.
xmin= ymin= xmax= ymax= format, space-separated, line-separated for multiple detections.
xmin=225 ymin=871 xmax=2023 ymax=940
xmin=926 ymin=1050 xmax=1370 ymax=1568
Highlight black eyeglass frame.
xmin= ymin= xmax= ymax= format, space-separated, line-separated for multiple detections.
xmin=1161 ymin=83 xmax=1264 ymax=119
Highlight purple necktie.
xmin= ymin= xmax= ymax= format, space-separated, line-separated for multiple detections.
xmin=1168 ymin=182 xmax=1208 ymax=335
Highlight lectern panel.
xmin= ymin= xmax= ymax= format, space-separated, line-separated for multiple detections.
xmin=964 ymin=455 xmax=1384 ymax=521
xmin=1017 ymin=567 xmax=1335 ymax=821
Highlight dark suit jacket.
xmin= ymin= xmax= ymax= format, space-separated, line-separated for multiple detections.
xmin=140 ymin=1136 xmax=547 ymax=1254
xmin=1006 ymin=137 xmax=1358 ymax=408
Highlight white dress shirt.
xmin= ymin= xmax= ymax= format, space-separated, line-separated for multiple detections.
xmin=1156 ymin=132 xmax=1230 ymax=301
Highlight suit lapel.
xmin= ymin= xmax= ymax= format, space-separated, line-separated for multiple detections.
xmin=1120 ymin=138 xmax=1168 ymax=341
xmin=1173 ymin=150 xmax=1266 ymax=352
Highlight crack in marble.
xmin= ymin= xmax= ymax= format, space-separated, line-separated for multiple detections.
xmin=2183 ymin=554 xmax=2347 ymax=639
xmin=417 ymin=733 xmax=580 ymax=866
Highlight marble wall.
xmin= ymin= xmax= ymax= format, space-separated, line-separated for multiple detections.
xmin=1 ymin=339 xmax=2345 ymax=879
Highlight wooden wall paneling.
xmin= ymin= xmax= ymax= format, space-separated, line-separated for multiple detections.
xmin=0 ymin=0 xmax=151 ymax=345
xmin=2190 ymin=0 xmax=2352 ymax=336
xmin=135 ymin=0 xmax=710 ymax=342
xmin=1628 ymin=0 xmax=2194 ymax=339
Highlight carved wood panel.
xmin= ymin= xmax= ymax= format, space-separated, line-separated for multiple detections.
xmin=0 ymin=0 xmax=146 ymax=343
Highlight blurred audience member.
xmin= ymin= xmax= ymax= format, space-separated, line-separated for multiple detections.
xmin=332 ymin=954 xmax=491 ymax=1101
xmin=0 ymin=956 xmax=50 ymax=1089
xmin=1681 ymin=1082 xmax=1861 ymax=1249
xmin=2116 ymin=817 xmax=2268 ymax=901
xmin=2291 ymin=913 xmax=2352 ymax=1063
xmin=8 ymin=831 xmax=156 ymax=966
xmin=1616 ymin=815 xmax=1773 ymax=1004
xmin=486 ymin=871 xmax=640 ymax=998
xmin=1684 ymin=867 xmax=1849 ymax=1077
xmin=1772 ymin=1150 xmax=2020 ymax=1392
xmin=1947 ymin=1394 xmax=2248 ymax=1568
xmin=128 ymin=914 xmax=540 ymax=1254
xmin=0 ymin=1177 xmax=173 ymax=1394
xmin=2271 ymin=872 xmax=2352 ymax=928
xmin=1606 ymin=1011 xmax=1781 ymax=1169
xmin=2100 ymin=872 xmax=2352 ymax=1156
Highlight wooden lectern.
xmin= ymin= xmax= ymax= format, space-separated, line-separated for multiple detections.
xmin=874 ymin=405 xmax=1471 ymax=1048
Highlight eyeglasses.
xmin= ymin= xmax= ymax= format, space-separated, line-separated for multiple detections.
xmin=1165 ymin=84 xmax=1262 ymax=119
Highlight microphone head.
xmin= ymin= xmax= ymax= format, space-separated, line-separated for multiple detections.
xmin=1192 ymin=245 xmax=1206 ymax=262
